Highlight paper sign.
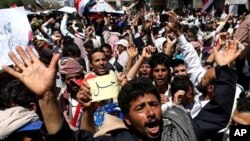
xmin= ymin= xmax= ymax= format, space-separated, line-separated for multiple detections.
xmin=0 ymin=7 xmax=32 ymax=70
xmin=87 ymin=71 xmax=120 ymax=102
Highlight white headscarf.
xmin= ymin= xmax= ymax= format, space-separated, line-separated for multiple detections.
xmin=0 ymin=106 xmax=39 ymax=139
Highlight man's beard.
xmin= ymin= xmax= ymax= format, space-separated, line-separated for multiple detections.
xmin=196 ymin=83 xmax=207 ymax=94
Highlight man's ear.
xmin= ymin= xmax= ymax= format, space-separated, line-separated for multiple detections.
xmin=207 ymin=85 xmax=214 ymax=93
xmin=125 ymin=116 xmax=132 ymax=126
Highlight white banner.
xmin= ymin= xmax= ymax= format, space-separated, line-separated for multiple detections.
xmin=0 ymin=7 xmax=32 ymax=70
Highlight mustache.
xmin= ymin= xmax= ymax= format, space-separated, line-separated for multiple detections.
xmin=145 ymin=118 xmax=161 ymax=127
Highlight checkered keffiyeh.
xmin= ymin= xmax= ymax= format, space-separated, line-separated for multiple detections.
xmin=59 ymin=57 xmax=83 ymax=75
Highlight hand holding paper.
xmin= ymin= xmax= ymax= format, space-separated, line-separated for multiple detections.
xmin=87 ymin=71 xmax=120 ymax=102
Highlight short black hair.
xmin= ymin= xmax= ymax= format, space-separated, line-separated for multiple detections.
xmin=170 ymin=75 xmax=193 ymax=97
xmin=0 ymin=80 xmax=38 ymax=109
xmin=62 ymin=43 xmax=81 ymax=58
xmin=39 ymin=48 xmax=53 ymax=66
xmin=89 ymin=47 xmax=106 ymax=63
xmin=101 ymin=43 xmax=112 ymax=51
xmin=118 ymin=77 xmax=160 ymax=115
xmin=171 ymin=59 xmax=186 ymax=68
xmin=149 ymin=53 xmax=171 ymax=71
xmin=236 ymin=91 xmax=250 ymax=113
xmin=84 ymin=39 xmax=94 ymax=49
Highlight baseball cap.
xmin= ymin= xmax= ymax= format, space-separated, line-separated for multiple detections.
xmin=115 ymin=39 xmax=129 ymax=48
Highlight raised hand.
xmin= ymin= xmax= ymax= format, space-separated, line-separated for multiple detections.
xmin=172 ymin=90 xmax=185 ymax=105
xmin=163 ymin=34 xmax=177 ymax=56
xmin=141 ymin=45 xmax=156 ymax=59
xmin=127 ymin=44 xmax=138 ymax=59
xmin=117 ymin=72 xmax=127 ymax=87
xmin=215 ymin=32 xmax=228 ymax=48
xmin=3 ymin=46 xmax=60 ymax=97
xmin=77 ymin=81 xmax=92 ymax=108
xmin=165 ymin=11 xmax=182 ymax=37
xmin=213 ymin=39 xmax=243 ymax=66
xmin=160 ymin=94 xmax=168 ymax=104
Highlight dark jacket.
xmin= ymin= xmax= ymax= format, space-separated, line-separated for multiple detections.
xmin=193 ymin=65 xmax=237 ymax=140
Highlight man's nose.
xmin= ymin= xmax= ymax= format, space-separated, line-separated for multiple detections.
xmin=146 ymin=105 xmax=155 ymax=117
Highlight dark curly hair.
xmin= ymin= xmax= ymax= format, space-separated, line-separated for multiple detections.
xmin=149 ymin=53 xmax=171 ymax=71
xmin=236 ymin=91 xmax=250 ymax=113
xmin=0 ymin=80 xmax=38 ymax=110
xmin=170 ymin=75 xmax=193 ymax=97
xmin=62 ymin=43 xmax=81 ymax=58
xmin=118 ymin=77 xmax=160 ymax=115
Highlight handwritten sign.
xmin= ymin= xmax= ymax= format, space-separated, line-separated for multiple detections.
xmin=0 ymin=7 xmax=32 ymax=70
xmin=87 ymin=71 xmax=120 ymax=102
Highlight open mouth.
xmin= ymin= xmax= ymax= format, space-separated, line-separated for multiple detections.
xmin=147 ymin=121 xmax=160 ymax=135
xmin=141 ymin=73 xmax=149 ymax=77
xmin=156 ymin=78 xmax=165 ymax=84
xmin=99 ymin=67 xmax=106 ymax=73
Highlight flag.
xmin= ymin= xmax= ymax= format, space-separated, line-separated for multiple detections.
xmin=36 ymin=0 xmax=43 ymax=9
xmin=201 ymin=0 xmax=214 ymax=13
xmin=75 ymin=0 xmax=96 ymax=16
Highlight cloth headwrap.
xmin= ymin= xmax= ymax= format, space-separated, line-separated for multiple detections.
xmin=0 ymin=106 xmax=39 ymax=139
xmin=59 ymin=57 xmax=83 ymax=75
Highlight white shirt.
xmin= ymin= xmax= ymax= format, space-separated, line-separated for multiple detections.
xmin=117 ymin=51 xmax=129 ymax=70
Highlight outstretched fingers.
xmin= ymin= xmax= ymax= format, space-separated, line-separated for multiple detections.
xmin=8 ymin=50 xmax=26 ymax=71
xmin=26 ymin=47 xmax=40 ymax=63
xmin=49 ymin=53 xmax=60 ymax=71
xmin=2 ymin=65 xmax=21 ymax=79
xmin=16 ymin=46 xmax=33 ymax=66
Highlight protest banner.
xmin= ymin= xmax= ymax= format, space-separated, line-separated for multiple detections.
xmin=87 ymin=71 xmax=120 ymax=102
xmin=0 ymin=7 xmax=32 ymax=70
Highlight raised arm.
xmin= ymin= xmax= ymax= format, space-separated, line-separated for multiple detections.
xmin=60 ymin=13 xmax=75 ymax=38
xmin=194 ymin=39 xmax=243 ymax=140
xmin=126 ymin=45 xmax=155 ymax=80
xmin=3 ymin=46 xmax=62 ymax=134
xmin=166 ymin=11 xmax=206 ymax=86
xmin=125 ymin=44 xmax=138 ymax=73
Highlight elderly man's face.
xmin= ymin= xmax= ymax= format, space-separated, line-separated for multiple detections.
xmin=125 ymin=93 xmax=162 ymax=140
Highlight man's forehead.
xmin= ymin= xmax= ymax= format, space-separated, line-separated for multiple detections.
xmin=131 ymin=93 xmax=159 ymax=104
xmin=91 ymin=52 xmax=106 ymax=59
xmin=153 ymin=64 xmax=168 ymax=69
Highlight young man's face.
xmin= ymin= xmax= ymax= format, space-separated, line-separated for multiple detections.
xmin=173 ymin=64 xmax=187 ymax=77
xmin=152 ymin=64 xmax=169 ymax=86
xmin=126 ymin=93 xmax=162 ymax=140
xmin=102 ymin=47 xmax=112 ymax=60
xmin=139 ymin=64 xmax=151 ymax=78
xmin=117 ymin=45 xmax=126 ymax=54
xmin=91 ymin=52 xmax=107 ymax=75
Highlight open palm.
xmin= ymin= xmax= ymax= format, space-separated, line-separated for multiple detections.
xmin=3 ymin=46 xmax=60 ymax=96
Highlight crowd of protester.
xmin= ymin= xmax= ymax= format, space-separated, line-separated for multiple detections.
xmin=0 ymin=3 xmax=250 ymax=141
